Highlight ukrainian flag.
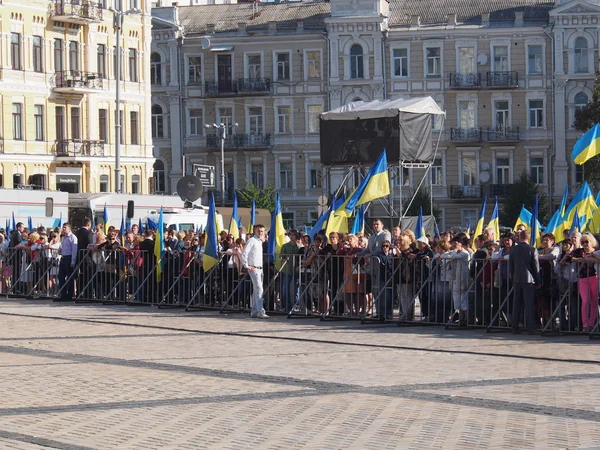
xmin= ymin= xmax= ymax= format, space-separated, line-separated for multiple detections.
xmin=267 ymin=193 xmax=286 ymax=269
xmin=103 ymin=203 xmax=109 ymax=234
xmin=203 ymin=193 xmax=219 ymax=272
xmin=248 ymin=198 xmax=256 ymax=234
xmin=531 ymin=195 xmax=540 ymax=247
xmin=514 ymin=205 xmax=541 ymax=232
xmin=343 ymin=150 xmax=390 ymax=215
xmin=546 ymin=185 xmax=568 ymax=238
xmin=229 ymin=192 xmax=241 ymax=240
xmin=326 ymin=194 xmax=349 ymax=236
xmin=488 ymin=197 xmax=500 ymax=241
xmin=415 ymin=206 xmax=425 ymax=240
xmin=570 ymin=208 xmax=582 ymax=234
xmin=350 ymin=204 xmax=365 ymax=235
xmin=308 ymin=194 xmax=342 ymax=240
xmin=120 ymin=207 xmax=125 ymax=247
xmin=471 ymin=194 xmax=487 ymax=250
xmin=153 ymin=207 xmax=164 ymax=282
xmin=572 ymin=123 xmax=600 ymax=165
xmin=565 ymin=181 xmax=597 ymax=228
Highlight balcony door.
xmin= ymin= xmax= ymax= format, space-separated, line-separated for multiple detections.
xmin=217 ymin=54 xmax=232 ymax=92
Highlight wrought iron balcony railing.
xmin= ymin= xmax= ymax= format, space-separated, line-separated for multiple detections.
xmin=206 ymin=133 xmax=272 ymax=148
xmin=203 ymin=78 xmax=271 ymax=96
xmin=486 ymin=127 xmax=520 ymax=141
xmin=450 ymin=127 xmax=483 ymax=142
xmin=50 ymin=0 xmax=103 ymax=23
xmin=54 ymin=71 xmax=104 ymax=90
xmin=489 ymin=184 xmax=511 ymax=198
xmin=486 ymin=71 xmax=519 ymax=88
xmin=53 ymin=139 xmax=105 ymax=157
xmin=448 ymin=72 xmax=481 ymax=88
xmin=450 ymin=185 xmax=482 ymax=199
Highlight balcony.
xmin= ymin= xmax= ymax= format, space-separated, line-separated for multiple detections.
xmin=448 ymin=72 xmax=481 ymax=89
xmin=450 ymin=127 xmax=483 ymax=142
xmin=486 ymin=127 xmax=520 ymax=142
xmin=53 ymin=140 xmax=105 ymax=157
xmin=489 ymin=184 xmax=511 ymax=198
xmin=54 ymin=71 xmax=104 ymax=94
xmin=50 ymin=0 xmax=103 ymax=24
xmin=206 ymin=133 xmax=272 ymax=149
xmin=450 ymin=185 xmax=482 ymax=199
xmin=204 ymin=78 xmax=271 ymax=96
xmin=486 ymin=71 xmax=519 ymax=88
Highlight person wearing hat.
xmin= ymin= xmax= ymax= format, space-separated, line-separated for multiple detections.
xmin=414 ymin=236 xmax=434 ymax=320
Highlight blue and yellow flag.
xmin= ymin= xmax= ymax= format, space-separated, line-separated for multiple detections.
xmin=267 ymin=193 xmax=287 ymax=268
xmin=120 ymin=207 xmax=125 ymax=247
xmin=138 ymin=217 xmax=143 ymax=235
xmin=249 ymin=198 xmax=256 ymax=234
xmin=565 ymin=181 xmax=597 ymax=228
xmin=514 ymin=205 xmax=540 ymax=232
xmin=28 ymin=216 xmax=33 ymax=231
xmin=570 ymin=208 xmax=582 ymax=234
xmin=546 ymin=185 xmax=568 ymax=238
xmin=229 ymin=191 xmax=240 ymax=240
xmin=415 ymin=206 xmax=425 ymax=240
xmin=343 ymin=150 xmax=390 ymax=215
xmin=103 ymin=203 xmax=109 ymax=234
xmin=488 ymin=196 xmax=500 ymax=240
xmin=471 ymin=194 xmax=487 ymax=250
xmin=465 ymin=220 xmax=471 ymax=236
xmin=153 ymin=207 xmax=164 ymax=282
xmin=350 ymin=204 xmax=365 ymax=235
xmin=12 ymin=212 xmax=16 ymax=232
xmin=572 ymin=123 xmax=600 ymax=165
xmin=203 ymin=193 xmax=219 ymax=272
xmin=531 ymin=195 xmax=540 ymax=247
xmin=326 ymin=194 xmax=349 ymax=236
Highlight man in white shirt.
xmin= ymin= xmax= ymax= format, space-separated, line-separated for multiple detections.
xmin=242 ymin=224 xmax=269 ymax=319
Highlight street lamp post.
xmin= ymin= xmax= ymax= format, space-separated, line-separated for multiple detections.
xmin=110 ymin=6 xmax=141 ymax=194
xmin=206 ymin=123 xmax=237 ymax=206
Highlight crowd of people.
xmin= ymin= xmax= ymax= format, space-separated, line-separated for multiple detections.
xmin=0 ymin=217 xmax=599 ymax=333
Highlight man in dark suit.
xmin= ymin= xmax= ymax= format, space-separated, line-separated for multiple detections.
xmin=509 ymin=229 xmax=540 ymax=334
xmin=138 ymin=230 xmax=156 ymax=302
xmin=76 ymin=218 xmax=94 ymax=299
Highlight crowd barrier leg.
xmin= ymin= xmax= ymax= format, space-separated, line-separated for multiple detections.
xmin=157 ymin=255 xmax=197 ymax=309
xmin=185 ymin=259 xmax=223 ymax=310
xmin=322 ymin=260 xmax=363 ymax=321
xmin=486 ymin=286 xmax=515 ymax=333
xmin=260 ymin=260 xmax=288 ymax=316
xmin=53 ymin=257 xmax=86 ymax=302
xmin=288 ymin=258 xmax=327 ymax=319
xmin=220 ymin=272 xmax=250 ymax=314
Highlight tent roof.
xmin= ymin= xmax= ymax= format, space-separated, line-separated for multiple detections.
xmin=320 ymin=97 xmax=446 ymax=121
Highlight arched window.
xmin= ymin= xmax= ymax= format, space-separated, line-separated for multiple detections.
xmin=350 ymin=44 xmax=364 ymax=79
xmin=574 ymin=92 xmax=589 ymax=126
xmin=151 ymin=105 xmax=164 ymax=138
xmin=153 ymin=160 xmax=165 ymax=193
xmin=352 ymin=97 xmax=363 ymax=102
xmin=574 ymin=37 xmax=589 ymax=73
xmin=150 ymin=53 xmax=162 ymax=85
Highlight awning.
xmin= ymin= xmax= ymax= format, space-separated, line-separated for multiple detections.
xmin=210 ymin=45 xmax=234 ymax=52
xmin=321 ymin=97 xmax=446 ymax=121
xmin=56 ymin=167 xmax=82 ymax=184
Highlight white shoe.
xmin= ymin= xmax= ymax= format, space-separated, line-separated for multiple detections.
xmin=256 ymin=313 xmax=270 ymax=319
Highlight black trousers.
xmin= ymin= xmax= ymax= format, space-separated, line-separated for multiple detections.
xmin=58 ymin=255 xmax=74 ymax=301
xmin=512 ymin=282 xmax=536 ymax=332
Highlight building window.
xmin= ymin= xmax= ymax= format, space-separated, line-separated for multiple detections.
xmin=247 ymin=54 xmax=262 ymax=79
xmin=574 ymin=92 xmax=589 ymax=114
xmin=151 ymin=105 xmax=164 ymax=138
xmin=279 ymin=162 xmax=293 ymax=189
xmin=69 ymin=41 xmax=78 ymax=72
xmin=350 ymin=44 xmax=364 ymax=79
xmin=492 ymin=46 xmax=509 ymax=71
xmin=153 ymin=160 xmax=166 ymax=193
xmin=100 ymin=175 xmax=109 ymax=192
xmin=12 ymin=103 xmax=23 ymax=140
xmin=426 ymin=47 xmax=441 ymax=77
xmin=131 ymin=175 xmax=140 ymax=194
xmin=574 ymin=37 xmax=589 ymax=73
xmin=128 ymin=49 xmax=138 ymax=82
xmin=150 ymin=52 xmax=162 ymax=85
xmin=120 ymin=175 xmax=125 ymax=194
xmin=276 ymin=52 xmax=290 ymax=81
xmin=392 ymin=166 xmax=410 ymax=187
xmin=276 ymin=106 xmax=291 ymax=134
xmin=458 ymin=46 xmax=475 ymax=74
xmin=462 ymin=156 xmax=476 ymax=185
xmin=462 ymin=209 xmax=478 ymax=230
xmin=99 ymin=109 xmax=107 ymax=143
xmin=528 ymin=100 xmax=544 ymax=128
xmin=97 ymin=44 xmax=106 ymax=78
xmin=11 ymin=33 xmax=21 ymax=70
xmin=496 ymin=157 xmax=510 ymax=184
xmin=310 ymin=166 xmax=322 ymax=188
xmin=575 ymin=165 xmax=584 ymax=184
xmin=248 ymin=107 xmax=263 ymax=135
xmin=494 ymin=101 xmax=510 ymax=129
xmin=71 ymin=107 xmax=80 ymax=140
xmin=34 ymin=105 xmax=44 ymax=141
xmin=432 ymin=101 xmax=443 ymax=130
xmin=530 ymin=157 xmax=545 ymax=184
xmin=459 ymin=101 xmax=475 ymax=129
xmin=55 ymin=107 xmax=65 ymax=141
xmin=13 ymin=174 xmax=24 ymax=189
xmin=430 ymin=158 xmax=443 ymax=186
xmin=306 ymin=50 xmax=321 ymax=79
xmin=189 ymin=109 xmax=203 ymax=136
xmin=33 ymin=36 xmax=43 ymax=73
xmin=251 ymin=163 xmax=264 ymax=188
xmin=54 ymin=39 xmax=63 ymax=73
xmin=393 ymin=48 xmax=408 ymax=77
xmin=282 ymin=212 xmax=294 ymax=230
xmin=130 ymin=111 xmax=139 ymax=145
xmin=188 ymin=56 xmax=202 ymax=84
xmin=527 ymin=45 xmax=543 ymax=75
xmin=218 ymin=107 xmax=233 ymax=136
xmin=307 ymin=104 xmax=322 ymax=133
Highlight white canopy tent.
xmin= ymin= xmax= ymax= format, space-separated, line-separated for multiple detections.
xmin=320 ymin=97 xmax=446 ymax=121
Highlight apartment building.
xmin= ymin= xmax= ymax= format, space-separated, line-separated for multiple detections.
xmin=0 ymin=0 xmax=155 ymax=194
xmin=153 ymin=0 xmax=597 ymax=229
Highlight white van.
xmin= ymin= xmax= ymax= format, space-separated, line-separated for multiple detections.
xmin=144 ymin=208 xmax=222 ymax=233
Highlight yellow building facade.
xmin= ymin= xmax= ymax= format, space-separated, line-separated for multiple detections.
xmin=0 ymin=0 xmax=154 ymax=194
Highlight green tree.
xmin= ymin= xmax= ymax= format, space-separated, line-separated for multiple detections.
xmin=500 ymin=170 xmax=549 ymax=227
xmin=573 ymin=72 xmax=600 ymax=188
xmin=402 ymin=188 xmax=442 ymax=222
xmin=236 ymin=181 xmax=278 ymax=213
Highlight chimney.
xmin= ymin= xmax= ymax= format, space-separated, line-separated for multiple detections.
xmin=268 ymin=21 xmax=277 ymax=34
xmin=447 ymin=13 xmax=457 ymax=26
xmin=515 ymin=11 xmax=524 ymax=26
xmin=238 ymin=22 xmax=247 ymax=33
xmin=206 ymin=23 xmax=215 ymax=33
xmin=296 ymin=20 xmax=304 ymax=33
xmin=410 ymin=15 xmax=420 ymax=27
xmin=481 ymin=13 xmax=490 ymax=26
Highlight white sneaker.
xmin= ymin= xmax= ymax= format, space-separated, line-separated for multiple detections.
xmin=256 ymin=313 xmax=270 ymax=319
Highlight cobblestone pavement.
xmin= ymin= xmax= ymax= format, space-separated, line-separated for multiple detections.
xmin=0 ymin=300 xmax=599 ymax=449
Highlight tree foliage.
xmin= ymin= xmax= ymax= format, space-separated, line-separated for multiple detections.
xmin=500 ymin=171 xmax=549 ymax=227
xmin=236 ymin=181 xmax=278 ymax=213
xmin=574 ymin=72 xmax=600 ymax=188
xmin=402 ymin=188 xmax=442 ymax=222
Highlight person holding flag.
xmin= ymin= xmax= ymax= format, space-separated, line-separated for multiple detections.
xmin=242 ymin=223 xmax=269 ymax=319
